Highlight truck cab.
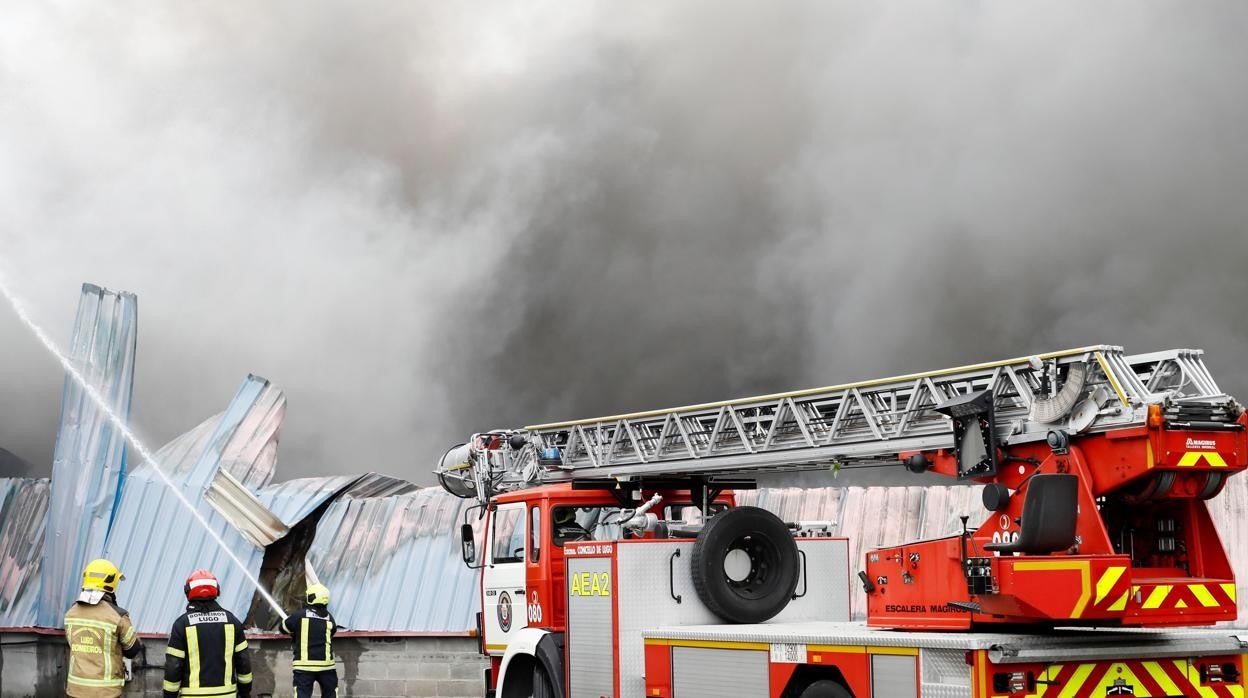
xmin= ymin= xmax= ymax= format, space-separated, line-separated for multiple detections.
xmin=462 ymin=482 xmax=852 ymax=698
xmin=471 ymin=483 xmax=737 ymax=696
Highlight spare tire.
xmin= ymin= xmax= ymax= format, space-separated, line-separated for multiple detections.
xmin=690 ymin=506 xmax=799 ymax=623
xmin=798 ymin=679 xmax=852 ymax=698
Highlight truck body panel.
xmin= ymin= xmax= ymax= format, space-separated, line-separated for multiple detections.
xmin=643 ymin=623 xmax=1248 ymax=697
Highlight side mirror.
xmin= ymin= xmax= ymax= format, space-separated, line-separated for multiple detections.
xmin=461 ymin=523 xmax=477 ymax=565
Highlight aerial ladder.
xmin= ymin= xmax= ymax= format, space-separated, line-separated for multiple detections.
xmin=437 ymin=345 xmax=1247 ymax=630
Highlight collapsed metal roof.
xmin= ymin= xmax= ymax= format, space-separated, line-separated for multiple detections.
xmin=255 ymin=475 xmax=362 ymax=528
xmin=100 ymin=375 xmax=287 ymax=633
xmin=0 ymin=279 xmax=479 ymax=634
xmin=306 ymin=485 xmax=478 ymax=633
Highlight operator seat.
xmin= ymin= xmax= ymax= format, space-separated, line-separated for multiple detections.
xmin=982 ymin=473 xmax=1079 ymax=555
xmin=554 ymin=521 xmax=591 ymax=545
xmin=553 ymin=508 xmax=592 ymax=546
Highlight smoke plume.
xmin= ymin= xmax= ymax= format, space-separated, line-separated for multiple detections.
xmin=2 ymin=1 xmax=1247 ymax=484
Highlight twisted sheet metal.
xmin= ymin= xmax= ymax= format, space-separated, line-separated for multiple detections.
xmin=37 ymin=284 xmax=137 ymax=628
xmin=306 ymin=486 xmax=479 ymax=633
xmin=100 ymin=376 xmax=285 ymax=633
xmin=255 ymin=473 xmax=415 ymax=529
xmin=1205 ymin=471 xmax=1248 ymax=625
xmin=0 ymin=478 xmax=49 ymax=627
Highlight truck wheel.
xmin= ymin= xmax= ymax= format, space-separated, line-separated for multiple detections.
xmin=532 ymin=664 xmax=557 ymax=698
xmin=691 ymin=506 xmax=799 ymax=623
xmin=798 ymin=679 xmax=852 ymax=698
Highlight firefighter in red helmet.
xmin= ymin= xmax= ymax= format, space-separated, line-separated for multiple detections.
xmin=162 ymin=570 xmax=253 ymax=698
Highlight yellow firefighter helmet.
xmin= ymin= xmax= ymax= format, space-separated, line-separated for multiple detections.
xmin=81 ymin=558 xmax=124 ymax=593
xmin=305 ymin=583 xmax=330 ymax=606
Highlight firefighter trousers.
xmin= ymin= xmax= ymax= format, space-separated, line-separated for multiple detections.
xmin=293 ymin=669 xmax=338 ymax=697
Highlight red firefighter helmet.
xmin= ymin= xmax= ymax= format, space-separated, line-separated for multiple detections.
xmin=184 ymin=569 xmax=219 ymax=601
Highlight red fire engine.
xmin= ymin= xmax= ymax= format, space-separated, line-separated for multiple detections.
xmin=437 ymin=346 xmax=1248 ymax=697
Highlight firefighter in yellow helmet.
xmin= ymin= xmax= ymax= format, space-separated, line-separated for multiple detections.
xmin=281 ymin=583 xmax=339 ymax=697
xmin=64 ymin=558 xmax=144 ymax=697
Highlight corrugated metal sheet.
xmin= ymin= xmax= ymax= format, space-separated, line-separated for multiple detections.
xmin=1204 ymin=471 xmax=1248 ymax=623
xmin=100 ymin=376 xmax=285 ymax=633
xmin=205 ymin=376 xmax=284 ymax=491
xmin=337 ymin=472 xmax=420 ymax=500
xmin=306 ymin=487 xmax=479 ymax=633
xmin=255 ymin=473 xmax=415 ymax=528
xmin=255 ymin=476 xmax=360 ymax=527
xmin=0 ymin=478 xmax=49 ymax=627
xmin=205 ymin=469 xmax=288 ymax=547
xmin=37 ymin=284 xmax=137 ymax=627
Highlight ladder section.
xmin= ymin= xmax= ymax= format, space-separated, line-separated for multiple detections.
xmin=527 ymin=346 xmax=1229 ymax=476
xmin=435 ymin=346 xmax=1233 ymax=500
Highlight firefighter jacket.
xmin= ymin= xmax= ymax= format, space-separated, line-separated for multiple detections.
xmin=282 ymin=603 xmax=338 ymax=672
xmin=162 ymin=600 xmax=253 ymax=698
xmin=64 ymin=593 xmax=144 ymax=698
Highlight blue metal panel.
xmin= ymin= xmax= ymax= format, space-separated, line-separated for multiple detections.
xmin=255 ymin=474 xmax=414 ymax=528
xmin=214 ymin=378 xmax=284 ymax=491
xmin=100 ymin=474 xmax=267 ymax=633
xmin=307 ymin=487 xmax=480 ymax=633
xmin=0 ymin=478 xmax=49 ymax=628
xmin=186 ymin=376 xmax=275 ymax=491
xmin=255 ymin=476 xmax=361 ymax=528
xmin=37 ymin=284 xmax=137 ymax=628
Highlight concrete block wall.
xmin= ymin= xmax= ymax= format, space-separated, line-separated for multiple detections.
xmin=0 ymin=633 xmax=488 ymax=698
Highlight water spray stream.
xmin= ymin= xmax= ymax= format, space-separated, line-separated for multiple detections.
xmin=0 ymin=273 xmax=287 ymax=621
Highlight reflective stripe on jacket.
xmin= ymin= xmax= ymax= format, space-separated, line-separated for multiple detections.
xmin=64 ymin=596 xmax=143 ymax=698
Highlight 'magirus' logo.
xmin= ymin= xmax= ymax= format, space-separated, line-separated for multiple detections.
xmin=1186 ymin=438 xmax=1217 ymax=450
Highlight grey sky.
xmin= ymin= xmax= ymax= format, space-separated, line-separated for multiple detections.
xmin=2 ymin=1 xmax=1246 ymax=484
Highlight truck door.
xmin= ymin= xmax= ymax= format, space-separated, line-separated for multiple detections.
xmin=483 ymin=502 xmax=528 ymax=655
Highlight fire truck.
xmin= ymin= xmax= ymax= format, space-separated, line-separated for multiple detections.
xmin=436 ymin=346 xmax=1248 ymax=697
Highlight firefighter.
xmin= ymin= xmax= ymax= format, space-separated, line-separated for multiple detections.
xmin=162 ymin=569 xmax=253 ymax=698
xmin=282 ymin=583 xmax=339 ymax=697
xmin=64 ymin=558 xmax=144 ymax=697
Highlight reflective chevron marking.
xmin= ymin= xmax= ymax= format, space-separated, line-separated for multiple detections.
xmin=986 ymin=657 xmax=1245 ymax=697
xmin=1191 ymin=583 xmax=1220 ymax=608
xmin=1142 ymin=585 xmax=1173 ymax=609
xmin=1095 ymin=566 xmax=1126 ymax=604
xmin=1177 ymin=451 xmax=1229 ymax=467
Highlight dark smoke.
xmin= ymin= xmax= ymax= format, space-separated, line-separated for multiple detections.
xmin=2 ymin=2 xmax=1247 ymax=485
